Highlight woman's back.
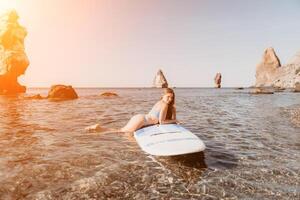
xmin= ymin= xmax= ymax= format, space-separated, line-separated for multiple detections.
xmin=148 ymin=101 xmax=163 ymax=119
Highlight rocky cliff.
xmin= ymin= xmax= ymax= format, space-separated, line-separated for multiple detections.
xmin=0 ymin=10 xmax=29 ymax=94
xmin=255 ymin=47 xmax=300 ymax=88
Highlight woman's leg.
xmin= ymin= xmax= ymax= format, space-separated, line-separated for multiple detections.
xmin=85 ymin=114 xmax=146 ymax=133
xmin=120 ymin=114 xmax=146 ymax=133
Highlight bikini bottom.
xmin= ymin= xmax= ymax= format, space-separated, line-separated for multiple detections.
xmin=144 ymin=115 xmax=158 ymax=125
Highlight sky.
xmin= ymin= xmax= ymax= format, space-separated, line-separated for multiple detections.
xmin=1 ymin=0 xmax=300 ymax=87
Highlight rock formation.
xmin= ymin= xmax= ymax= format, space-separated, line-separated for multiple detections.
xmin=250 ymin=87 xmax=274 ymax=94
xmin=153 ymin=69 xmax=168 ymax=88
xmin=47 ymin=85 xmax=78 ymax=100
xmin=255 ymin=47 xmax=281 ymax=87
xmin=294 ymin=82 xmax=300 ymax=92
xmin=23 ymin=94 xmax=44 ymax=100
xmin=0 ymin=10 xmax=29 ymax=94
xmin=255 ymin=47 xmax=300 ymax=88
xmin=214 ymin=73 xmax=222 ymax=88
xmin=100 ymin=92 xmax=118 ymax=97
xmin=287 ymin=50 xmax=300 ymax=65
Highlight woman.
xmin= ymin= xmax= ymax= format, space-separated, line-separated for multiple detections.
xmin=86 ymin=88 xmax=178 ymax=133
xmin=121 ymin=87 xmax=178 ymax=132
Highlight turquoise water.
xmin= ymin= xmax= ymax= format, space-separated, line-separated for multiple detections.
xmin=0 ymin=88 xmax=299 ymax=199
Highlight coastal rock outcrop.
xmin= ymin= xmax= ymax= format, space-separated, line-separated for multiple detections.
xmin=100 ymin=92 xmax=118 ymax=97
xmin=23 ymin=94 xmax=44 ymax=100
xmin=235 ymin=87 xmax=244 ymax=90
xmin=47 ymin=85 xmax=78 ymax=100
xmin=255 ymin=47 xmax=300 ymax=88
xmin=250 ymin=87 xmax=274 ymax=94
xmin=294 ymin=82 xmax=300 ymax=92
xmin=0 ymin=10 xmax=29 ymax=94
xmin=153 ymin=69 xmax=168 ymax=88
xmin=214 ymin=73 xmax=222 ymax=88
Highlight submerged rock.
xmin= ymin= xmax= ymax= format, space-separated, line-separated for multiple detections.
xmin=214 ymin=73 xmax=222 ymax=88
xmin=153 ymin=69 xmax=168 ymax=88
xmin=250 ymin=88 xmax=274 ymax=94
xmin=23 ymin=94 xmax=45 ymax=100
xmin=0 ymin=10 xmax=29 ymax=94
xmin=47 ymin=85 xmax=78 ymax=100
xmin=100 ymin=92 xmax=119 ymax=97
xmin=255 ymin=47 xmax=300 ymax=89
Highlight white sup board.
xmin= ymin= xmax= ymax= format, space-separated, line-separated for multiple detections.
xmin=134 ymin=124 xmax=205 ymax=156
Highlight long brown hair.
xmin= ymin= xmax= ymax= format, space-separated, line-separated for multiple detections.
xmin=163 ymin=88 xmax=175 ymax=120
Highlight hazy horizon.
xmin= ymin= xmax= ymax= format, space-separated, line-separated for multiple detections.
xmin=2 ymin=0 xmax=300 ymax=87
xmin=27 ymin=86 xmax=251 ymax=89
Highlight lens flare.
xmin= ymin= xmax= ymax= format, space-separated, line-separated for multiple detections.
xmin=0 ymin=0 xmax=18 ymax=14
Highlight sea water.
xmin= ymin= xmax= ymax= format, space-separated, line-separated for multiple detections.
xmin=0 ymin=88 xmax=299 ymax=199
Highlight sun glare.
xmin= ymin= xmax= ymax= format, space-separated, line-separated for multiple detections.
xmin=0 ymin=0 xmax=18 ymax=14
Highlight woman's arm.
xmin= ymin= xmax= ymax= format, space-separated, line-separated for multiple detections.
xmin=159 ymin=104 xmax=178 ymax=124
xmin=172 ymin=106 xmax=176 ymax=120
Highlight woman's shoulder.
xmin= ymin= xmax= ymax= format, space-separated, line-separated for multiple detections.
xmin=157 ymin=100 xmax=168 ymax=109
xmin=152 ymin=100 xmax=164 ymax=109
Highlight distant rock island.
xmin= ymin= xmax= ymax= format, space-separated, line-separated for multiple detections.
xmin=255 ymin=47 xmax=300 ymax=88
xmin=0 ymin=10 xmax=29 ymax=94
xmin=22 ymin=84 xmax=78 ymax=101
xmin=214 ymin=72 xmax=222 ymax=88
xmin=47 ymin=85 xmax=78 ymax=100
xmin=153 ymin=69 xmax=168 ymax=88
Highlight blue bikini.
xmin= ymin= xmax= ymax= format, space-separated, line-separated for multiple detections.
xmin=144 ymin=108 xmax=160 ymax=124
